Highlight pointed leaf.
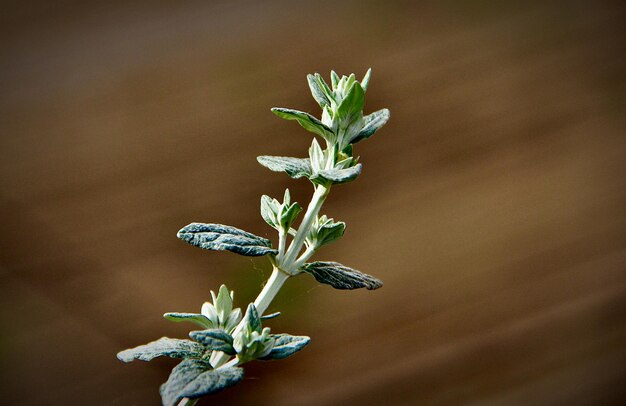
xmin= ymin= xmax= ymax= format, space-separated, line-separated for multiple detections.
xmin=361 ymin=68 xmax=372 ymax=91
xmin=244 ymin=303 xmax=262 ymax=332
xmin=260 ymin=334 xmax=310 ymax=360
xmin=280 ymin=202 xmax=302 ymax=230
xmin=317 ymin=221 xmax=346 ymax=247
xmin=313 ymin=163 xmax=362 ymax=184
xmin=177 ymin=223 xmax=277 ymax=257
xmin=117 ymin=338 xmax=204 ymax=363
xmin=215 ymin=285 xmax=233 ymax=321
xmin=261 ymin=311 xmax=281 ymax=320
xmin=351 ymin=108 xmax=390 ymax=144
xmin=307 ymin=74 xmax=330 ymax=108
xmin=163 ymin=313 xmax=212 ymax=329
xmin=159 ymin=359 xmax=210 ymax=406
xmin=302 ymin=261 xmax=383 ymax=290
xmin=271 ymin=107 xmax=334 ymax=140
xmin=337 ymin=82 xmax=365 ymax=120
xmin=330 ymin=70 xmax=340 ymax=89
xmin=257 ymin=156 xmax=312 ymax=179
xmin=176 ymin=366 xmax=244 ymax=402
xmin=189 ymin=329 xmax=236 ymax=355
xmin=260 ymin=195 xmax=280 ymax=229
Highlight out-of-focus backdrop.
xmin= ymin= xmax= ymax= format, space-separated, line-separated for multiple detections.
xmin=1 ymin=1 xmax=624 ymax=404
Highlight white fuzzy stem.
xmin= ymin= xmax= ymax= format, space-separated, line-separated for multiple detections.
xmin=281 ymin=184 xmax=330 ymax=269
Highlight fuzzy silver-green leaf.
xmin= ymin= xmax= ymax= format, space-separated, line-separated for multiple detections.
xmin=257 ymin=156 xmax=312 ymax=179
xmin=163 ymin=313 xmax=212 ymax=329
xmin=177 ymin=223 xmax=277 ymax=256
xmin=351 ymin=108 xmax=390 ymax=144
xmin=307 ymin=74 xmax=331 ymax=108
xmin=260 ymin=334 xmax=310 ymax=360
xmin=302 ymin=261 xmax=383 ymax=290
xmin=159 ymin=359 xmax=210 ymax=406
xmin=189 ymin=329 xmax=236 ymax=355
xmin=313 ymin=163 xmax=362 ymax=184
xmin=174 ymin=366 xmax=244 ymax=404
xmin=117 ymin=337 xmax=204 ymax=363
xmin=270 ymin=107 xmax=334 ymax=140
xmin=337 ymin=82 xmax=365 ymax=120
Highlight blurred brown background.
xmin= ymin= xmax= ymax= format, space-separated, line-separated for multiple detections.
xmin=1 ymin=1 xmax=625 ymax=405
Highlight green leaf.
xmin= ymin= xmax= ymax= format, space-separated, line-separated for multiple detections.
xmin=244 ymin=303 xmax=262 ymax=333
xmin=307 ymin=74 xmax=330 ymax=108
xmin=280 ymin=202 xmax=302 ymax=230
xmin=313 ymin=163 xmax=362 ymax=184
xmin=317 ymin=220 xmax=346 ymax=247
xmin=330 ymin=70 xmax=340 ymax=90
xmin=189 ymin=329 xmax=236 ymax=355
xmin=160 ymin=359 xmax=210 ymax=406
xmin=257 ymin=156 xmax=312 ymax=179
xmin=351 ymin=108 xmax=390 ymax=144
xmin=337 ymin=82 xmax=365 ymax=120
xmin=177 ymin=223 xmax=277 ymax=257
xmin=361 ymin=68 xmax=372 ymax=91
xmin=260 ymin=334 xmax=310 ymax=360
xmin=214 ymin=285 xmax=234 ymax=321
xmin=261 ymin=311 xmax=281 ymax=320
xmin=308 ymin=138 xmax=326 ymax=172
xmin=173 ymin=367 xmax=244 ymax=403
xmin=315 ymin=73 xmax=334 ymax=98
xmin=302 ymin=261 xmax=383 ymax=290
xmin=163 ymin=313 xmax=212 ymax=329
xmin=260 ymin=195 xmax=280 ymax=229
xmin=117 ymin=338 xmax=204 ymax=363
xmin=271 ymin=107 xmax=334 ymax=140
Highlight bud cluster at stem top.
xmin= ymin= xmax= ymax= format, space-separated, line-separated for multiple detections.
xmin=269 ymin=69 xmax=389 ymax=187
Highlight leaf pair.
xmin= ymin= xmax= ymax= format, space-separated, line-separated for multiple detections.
xmin=261 ymin=189 xmax=302 ymax=231
xmin=234 ymin=304 xmax=310 ymax=363
xmin=165 ymin=285 xmax=243 ymax=333
xmin=306 ymin=215 xmax=346 ymax=248
xmin=257 ymin=155 xmax=362 ymax=185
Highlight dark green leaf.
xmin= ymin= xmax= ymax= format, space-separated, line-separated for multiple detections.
xmin=117 ymin=338 xmax=204 ymax=363
xmin=313 ymin=163 xmax=362 ymax=184
xmin=159 ymin=359 xmax=210 ymax=406
xmin=176 ymin=366 xmax=244 ymax=402
xmin=302 ymin=261 xmax=383 ymax=290
xmin=260 ymin=334 xmax=310 ymax=360
xmin=177 ymin=223 xmax=277 ymax=257
xmin=189 ymin=329 xmax=236 ymax=355
xmin=351 ymin=108 xmax=390 ymax=144
xmin=163 ymin=313 xmax=212 ymax=329
xmin=257 ymin=156 xmax=312 ymax=180
xmin=271 ymin=107 xmax=334 ymax=140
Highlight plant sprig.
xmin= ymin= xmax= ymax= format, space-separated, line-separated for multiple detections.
xmin=117 ymin=69 xmax=390 ymax=405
